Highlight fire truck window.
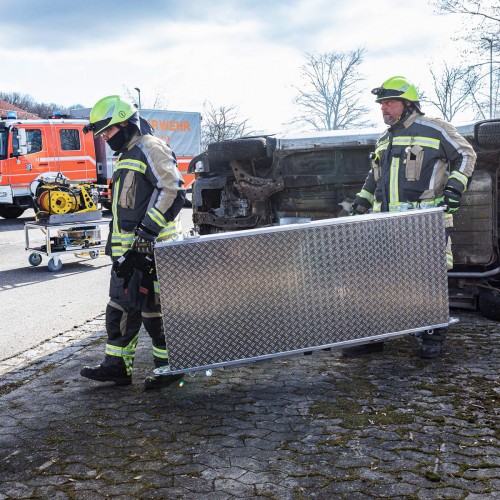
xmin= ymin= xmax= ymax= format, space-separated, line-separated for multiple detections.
xmin=26 ymin=129 xmax=42 ymax=154
xmin=60 ymin=129 xmax=81 ymax=151
xmin=0 ymin=130 xmax=7 ymax=159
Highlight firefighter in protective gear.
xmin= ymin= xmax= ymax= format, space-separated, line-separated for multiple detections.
xmin=347 ymin=76 xmax=476 ymax=359
xmin=80 ymin=95 xmax=186 ymax=389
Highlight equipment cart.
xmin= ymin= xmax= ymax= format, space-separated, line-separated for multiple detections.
xmin=25 ymin=212 xmax=109 ymax=272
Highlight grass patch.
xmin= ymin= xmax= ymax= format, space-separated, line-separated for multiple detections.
xmin=310 ymin=400 xmax=414 ymax=429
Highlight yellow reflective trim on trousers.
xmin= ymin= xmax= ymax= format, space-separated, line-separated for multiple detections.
xmin=115 ymin=159 xmax=147 ymax=174
xmin=154 ymin=280 xmax=159 ymax=294
xmin=448 ymin=171 xmax=468 ymax=190
xmin=105 ymin=334 xmax=139 ymax=358
xmin=389 ymin=157 xmax=400 ymax=204
xmin=105 ymin=334 xmax=139 ymax=375
xmin=358 ymin=189 xmax=375 ymax=204
xmin=153 ymin=345 xmax=169 ymax=359
xmin=148 ymin=207 xmax=168 ymax=228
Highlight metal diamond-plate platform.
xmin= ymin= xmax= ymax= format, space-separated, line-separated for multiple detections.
xmin=155 ymin=209 xmax=449 ymax=373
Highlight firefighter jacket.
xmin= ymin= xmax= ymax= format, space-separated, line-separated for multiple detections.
xmin=109 ymin=133 xmax=185 ymax=259
xmin=354 ymin=111 xmax=476 ymax=214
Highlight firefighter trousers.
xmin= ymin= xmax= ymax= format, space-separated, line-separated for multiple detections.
xmin=102 ymin=269 xmax=169 ymax=376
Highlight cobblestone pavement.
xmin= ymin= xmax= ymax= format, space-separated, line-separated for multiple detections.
xmin=0 ymin=311 xmax=498 ymax=499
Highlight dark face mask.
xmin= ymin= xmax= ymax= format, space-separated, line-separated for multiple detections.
xmin=106 ymin=127 xmax=129 ymax=152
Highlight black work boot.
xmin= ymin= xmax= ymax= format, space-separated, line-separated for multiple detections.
xmin=144 ymin=365 xmax=184 ymax=390
xmin=420 ymin=339 xmax=444 ymax=359
xmin=80 ymin=362 xmax=131 ymax=386
xmin=342 ymin=342 xmax=384 ymax=357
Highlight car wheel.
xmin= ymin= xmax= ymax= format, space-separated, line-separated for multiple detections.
xmin=478 ymin=289 xmax=500 ymax=321
xmin=476 ymin=121 xmax=500 ymax=145
xmin=0 ymin=206 xmax=25 ymax=219
xmin=207 ymin=138 xmax=267 ymax=162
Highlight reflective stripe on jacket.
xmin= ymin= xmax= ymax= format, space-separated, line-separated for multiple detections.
xmin=354 ymin=111 xmax=476 ymax=212
xmin=109 ymin=133 xmax=185 ymax=258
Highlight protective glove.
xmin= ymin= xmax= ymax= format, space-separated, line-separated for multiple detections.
xmin=439 ymin=188 xmax=461 ymax=214
xmin=349 ymin=202 xmax=366 ymax=216
xmin=135 ymin=223 xmax=157 ymax=254
xmin=112 ymin=249 xmax=137 ymax=288
xmin=136 ymin=222 xmax=157 ymax=240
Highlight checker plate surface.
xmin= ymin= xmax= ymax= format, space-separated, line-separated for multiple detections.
xmin=155 ymin=209 xmax=449 ymax=372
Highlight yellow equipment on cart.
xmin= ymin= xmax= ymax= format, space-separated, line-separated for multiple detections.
xmin=32 ymin=174 xmax=99 ymax=219
xmin=25 ymin=174 xmax=108 ymax=271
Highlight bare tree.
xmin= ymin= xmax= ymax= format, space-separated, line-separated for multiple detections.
xmin=0 ymin=92 xmax=36 ymax=113
xmin=433 ymin=1 xmax=500 ymax=118
xmin=434 ymin=1 xmax=500 ymax=27
xmin=433 ymin=1 xmax=500 ymax=53
xmin=293 ymin=49 xmax=372 ymax=131
xmin=0 ymin=92 xmax=35 ymax=111
xmin=0 ymin=91 xmax=65 ymax=118
xmin=426 ymin=62 xmax=482 ymax=121
xmin=201 ymin=102 xmax=252 ymax=148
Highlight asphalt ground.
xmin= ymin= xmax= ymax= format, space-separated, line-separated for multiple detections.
xmin=0 ymin=310 xmax=498 ymax=499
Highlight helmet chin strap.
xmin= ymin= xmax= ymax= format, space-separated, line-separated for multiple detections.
xmin=402 ymin=101 xmax=414 ymax=115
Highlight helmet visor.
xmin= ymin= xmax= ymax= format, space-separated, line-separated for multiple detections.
xmin=371 ymin=87 xmax=405 ymax=101
xmin=83 ymin=117 xmax=113 ymax=136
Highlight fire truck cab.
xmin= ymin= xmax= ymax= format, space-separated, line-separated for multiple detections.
xmin=0 ymin=119 xmax=107 ymax=218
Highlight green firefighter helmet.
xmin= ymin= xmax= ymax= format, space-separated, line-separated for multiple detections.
xmin=371 ymin=76 xmax=422 ymax=112
xmin=83 ymin=95 xmax=139 ymax=136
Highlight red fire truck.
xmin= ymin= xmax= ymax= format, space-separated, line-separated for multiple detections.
xmin=0 ymin=109 xmax=201 ymax=218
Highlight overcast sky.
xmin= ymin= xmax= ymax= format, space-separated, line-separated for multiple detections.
xmin=0 ymin=0 xmax=473 ymax=133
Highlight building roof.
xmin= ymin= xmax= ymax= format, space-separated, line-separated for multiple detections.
xmin=0 ymin=99 xmax=39 ymax=120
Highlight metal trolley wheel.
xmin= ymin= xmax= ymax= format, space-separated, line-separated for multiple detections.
xmin=47 ymin=257 xmax=63 ymax=272
xmin=28 ymin=252 xmax=42 ymax=266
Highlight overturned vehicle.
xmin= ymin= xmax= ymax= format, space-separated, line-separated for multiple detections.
xmin=188 ymin=120 xmax=500 ymax=321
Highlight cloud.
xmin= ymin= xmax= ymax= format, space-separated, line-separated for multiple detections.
xmin=0 ymin=0 xmax=473 ymax=132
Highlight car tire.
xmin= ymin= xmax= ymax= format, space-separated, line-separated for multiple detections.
xmin=266 ymin=136 xmax=277 ymax=157
xmin=0 ymin=206 xmax=25 ymax=219
xmin=478 ymin=289 xmax=500 ymax=321
xmin=207 ymin=138 xmax=267 ymax=162
xmin=476 ymin=121 xmax=500 ymax=145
